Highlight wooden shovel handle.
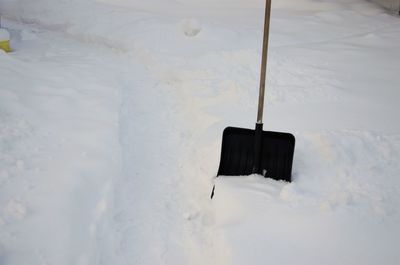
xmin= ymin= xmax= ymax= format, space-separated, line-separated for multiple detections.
xmin=257 ymin=0 xmax=271 ymax=124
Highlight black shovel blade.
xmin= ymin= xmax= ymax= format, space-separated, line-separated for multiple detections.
xmin=217 ymin=127 xmax=295 ymax=182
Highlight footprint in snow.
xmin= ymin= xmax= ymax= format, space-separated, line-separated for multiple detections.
xmin=181 ymin=18 xmax=202 ymax=37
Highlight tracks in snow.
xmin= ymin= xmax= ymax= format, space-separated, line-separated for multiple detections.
xmin=111 ymin=45 xmax=227 ymax=264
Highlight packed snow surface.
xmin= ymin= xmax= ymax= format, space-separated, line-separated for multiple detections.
xmin=0 ymin=0 xmax=399 ymax=264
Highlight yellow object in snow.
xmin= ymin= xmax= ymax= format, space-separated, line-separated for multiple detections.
xmin=0 ymin=40 xmax=11 ymax=52
xmin=0 ymin=28 xmax=11 ymax=52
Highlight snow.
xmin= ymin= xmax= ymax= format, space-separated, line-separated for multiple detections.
xmin=0 ymin=0 xmax=399 ymax=264
xmin=370 ymin=0 xmax=400 ymax=13
xmin=0 ymin=28 xmax=10 ymax=40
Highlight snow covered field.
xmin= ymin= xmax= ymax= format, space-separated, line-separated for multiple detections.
xmin=0 ymin=0 xmax=399 ymax=264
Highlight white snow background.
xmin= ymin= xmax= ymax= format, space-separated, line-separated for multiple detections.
xmin=0 ymin=0 xmax=399 ymax=264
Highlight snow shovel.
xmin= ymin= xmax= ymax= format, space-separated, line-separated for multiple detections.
xmin=212 ymin=0 xmax=295 ymax=198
